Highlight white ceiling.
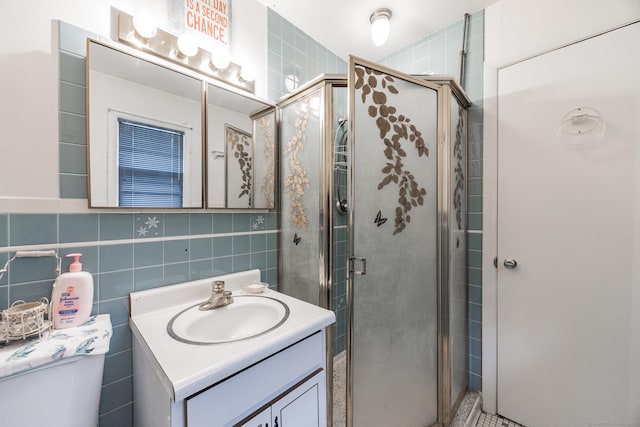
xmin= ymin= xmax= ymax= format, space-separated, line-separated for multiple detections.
xmin=257 ymin=0 xmax=497 ymax=61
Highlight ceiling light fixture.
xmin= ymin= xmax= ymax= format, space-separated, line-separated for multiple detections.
xmin=370 ymin=8 xmax=392 ymax=46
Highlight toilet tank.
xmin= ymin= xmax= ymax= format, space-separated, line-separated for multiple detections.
xmin=0 ymin=314 xmax=112 ymax=427
xmin=0 ymin=353 xmax=106 ymax=427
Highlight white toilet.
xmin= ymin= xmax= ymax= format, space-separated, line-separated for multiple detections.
xmin=0 ymin=314 xmax=112 ymax=427
xmin=0 ymin=354 xmax=106 ymax=427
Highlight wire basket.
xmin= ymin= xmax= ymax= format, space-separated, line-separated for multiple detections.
xmin=0 ymin=298 xmax=51 ymax=342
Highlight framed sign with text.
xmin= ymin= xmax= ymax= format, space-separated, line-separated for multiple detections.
xmin=171 ymin=0 xmax=230 ymax=50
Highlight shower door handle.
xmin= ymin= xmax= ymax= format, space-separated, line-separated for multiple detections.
xmin=350 ymin=257 xmax=367 ymax=275
xmin=503 ymin=258 xmax=518 ymax=269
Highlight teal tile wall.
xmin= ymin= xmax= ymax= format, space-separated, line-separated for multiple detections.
xmin=0 ymin=212 xmax=278 ymax=427
xmin=333 ymin=225 xmax=347 ymax=355
xmin=58 ymin=21 xmax=96 ymax=199
xmin=266 ymin=8 xmax=347 ymax=102
xmin=332 ymin=89 xmax=348 ymax=356
xmin=379 ymin=10 xmax=485 ymax=392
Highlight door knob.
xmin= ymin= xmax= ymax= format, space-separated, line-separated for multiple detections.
xmin=503 ymin=258 xmax=518 ymax=269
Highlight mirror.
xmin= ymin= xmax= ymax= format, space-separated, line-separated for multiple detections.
xmin=87 ymin=39 xmax=203 ymax=208
xmin=87 ymin=39 xmax=276 ymax=210
xmin=207 ymin=84 xmax=276 ymax=209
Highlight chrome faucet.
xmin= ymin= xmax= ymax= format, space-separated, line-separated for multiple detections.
xmin=198 ymin=280 xmax=234 ymax=311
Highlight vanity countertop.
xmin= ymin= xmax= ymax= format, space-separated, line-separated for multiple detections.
xmin=129 ymin=270 xmax=335 ymax=401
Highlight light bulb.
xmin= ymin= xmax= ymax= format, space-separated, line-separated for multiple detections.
xmin=177 ymin=34 xmax=198 ymax=57
xmin=370 ymin=9 xmax=392 ymax=46
xmin=211 ymin=50 xmax=230 ymax=70
xmin=132 ymin=15 xmax=157 ymax=39
xmin=239 ymin=64 xmax=257 ymax=82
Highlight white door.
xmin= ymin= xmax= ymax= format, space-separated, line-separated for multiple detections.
xmin=497 ymin=23 xmax=640 ymax=427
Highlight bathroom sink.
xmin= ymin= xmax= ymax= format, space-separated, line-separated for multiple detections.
xmin=167 ymin=295 xmax=289 ymax=344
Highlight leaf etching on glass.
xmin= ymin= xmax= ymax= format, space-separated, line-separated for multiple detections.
xmin=453 ymin=106 xmax=465 ymax=229
xmin=258 ymin=115 xmax=275 ymax=208
xmin=283 ymin=100 xmax=312 ymax=230
xmin=355 ymin=65 xmax=429 ymax=235
xmin=226 ymin=125 xmax=253 ymax=207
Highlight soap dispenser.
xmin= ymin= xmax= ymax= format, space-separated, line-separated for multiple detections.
xmin=51 ymin=253 xmax=94 ymax=329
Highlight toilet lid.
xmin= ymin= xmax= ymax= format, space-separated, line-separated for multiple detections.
xmin=0 ymin=314 xmax=112 ymax=379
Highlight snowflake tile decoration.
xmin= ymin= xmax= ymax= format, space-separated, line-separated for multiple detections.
xmin=251 ymin=215 xmax=266 ymax=231
xmin=136 ymin=215 xmax=162 ymax=238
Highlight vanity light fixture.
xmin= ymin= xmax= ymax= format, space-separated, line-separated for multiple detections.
xmin=132 ymin=15 xmax=157 ymax=40
xmin=370 ymin=8 xmax=392 ymax=46
xmin=117 ymin=10 xmax=255 ymax=93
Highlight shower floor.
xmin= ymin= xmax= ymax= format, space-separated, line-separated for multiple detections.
xmin=475 ymin=413 xmax=523 ymax=427
xmin=333 ymin=351 xmax=346 ymax=427
xmin=451 ymin=391 xmax=524 ymax=427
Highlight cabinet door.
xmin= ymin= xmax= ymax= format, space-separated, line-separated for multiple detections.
xmin=186 ymin=333 xmax=324 ymax=427
xmin=237 ymin=407 xmax=271 ymax=427
xmin=271 ymin=371 xmax=324 ymax=427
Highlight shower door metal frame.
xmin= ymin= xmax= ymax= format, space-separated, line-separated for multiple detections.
xmin=322 ymin=78 xmax=348 ymax=427
xmin=444 ymin=81 xmax=471 ymax=424
xmin=438 ymin=81 xmax=471 ymax=425
xmin=277 ymin=74 xmax=348 ymax=427
xmin=346 ymin=56 xmax=468 ymax=427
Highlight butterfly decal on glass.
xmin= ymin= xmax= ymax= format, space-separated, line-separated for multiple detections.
xmin=374 ymin=210 xmax=387 ymax=227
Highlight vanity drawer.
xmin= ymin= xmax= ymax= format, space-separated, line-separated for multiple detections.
xmin=186 ymin=331 xmax=324 ymax=427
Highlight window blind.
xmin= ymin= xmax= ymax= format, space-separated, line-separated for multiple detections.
xmin=118 ymin=118 xmax=185 ymax=207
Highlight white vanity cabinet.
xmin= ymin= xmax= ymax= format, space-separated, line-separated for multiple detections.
xmin=129 ymin=270 xmax=335 ymax=427
xmin=186 ymin=332 xmax=327 ymax=427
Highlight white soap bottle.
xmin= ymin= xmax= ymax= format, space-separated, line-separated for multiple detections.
xmin=51 ymin=253 xmax=94 ymax=329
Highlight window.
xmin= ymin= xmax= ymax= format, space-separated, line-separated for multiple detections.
xmin=117 ymin=118 xmax=185 ymax=207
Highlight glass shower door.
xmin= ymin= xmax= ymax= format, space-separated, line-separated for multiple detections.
xmin=279 ymin=89 xmax=323 ymax=306
xmin=348 ymin=58 xmax=442 ymax=426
